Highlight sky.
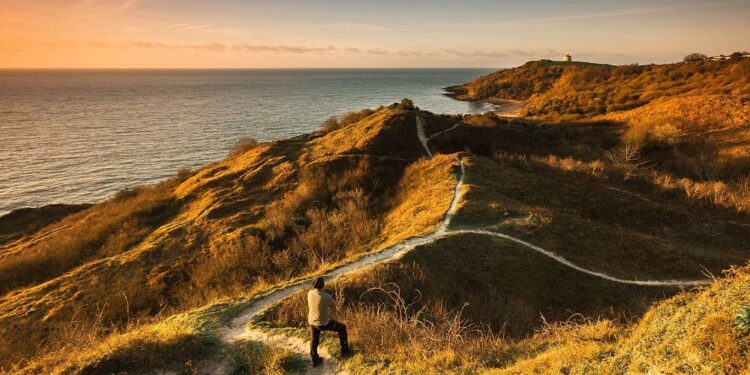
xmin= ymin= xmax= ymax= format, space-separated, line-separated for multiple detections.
xmin=1 ymin=0 xmax=748 ymax=68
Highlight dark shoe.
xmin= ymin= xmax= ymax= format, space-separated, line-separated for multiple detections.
xmin=341 ymin=347 xmax=352 ymax=357
xmin=312 ymin=356 xmax=323 ymax=367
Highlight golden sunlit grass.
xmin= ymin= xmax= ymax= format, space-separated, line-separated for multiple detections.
xmin=234 ymin=341 xmax=306 ymax=375
xmin=261 ymin=231 xmax=656 ymax=374
xmin=0 ymin=106 xmax=459 ymax=370
xmin=4 ymin=312 xmax=217 ymax=375
xmin=379 ymin=154 xmax=458 ymax=244
xmin=0 ymin=180 xmax=180 ymax=296
xmin=494 ymin=265 xmax=750 ymax=374
xmin=1 ymin=90 xmax=748 ymax=373
xmin=0 ymin=204 xmax=90 ymax=247
xmin=454 ymin=57 xmax=750 ymax=119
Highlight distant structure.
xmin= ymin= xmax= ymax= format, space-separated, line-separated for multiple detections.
xmin=562 ymin=54 xmax=572 ymax=62
xmin=707 ymin=52 xmax=749 ymax=61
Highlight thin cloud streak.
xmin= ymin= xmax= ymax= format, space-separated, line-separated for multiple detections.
xmin=479 ymin=1 xmax=739 ymax=28
xmin=6 ymin=38 xmax=623 ymax=61
xmin=73 ymin=0 xmax=140 ymax=18
xmin=169 ymin=23 xmax=214 ymax=32
xmin=317 ymin=22 xmax=388 ymax=31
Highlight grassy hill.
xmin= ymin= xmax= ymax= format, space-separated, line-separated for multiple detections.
xmin=448 ymin=57 xmax=750 ymax=120
xmin=0 ymin=102 xmax=459 ymax=371
xmin=1 ymin=92 xmax=749 ymax=374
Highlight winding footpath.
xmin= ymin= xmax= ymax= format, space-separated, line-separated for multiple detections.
xmin=210 ymin=116 xmax=711 ymax=375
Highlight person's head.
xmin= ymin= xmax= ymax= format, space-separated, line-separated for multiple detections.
xmin=312 ymin=276 xmax=325 ymax=290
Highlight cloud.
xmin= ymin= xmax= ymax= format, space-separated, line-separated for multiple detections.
xmin=73 ymin=0 xmax=139 ymax=17
xmin=7 ymin=37 xmax=614 ymax=62
xmin=231 ymin=44 xmax=338 ymax=54
xmin=169 ymin=23 xmax=215 ymax=32
xmin=442 ymin=49 xmax=546 ymax=59
xmin=478 ymin=1 xmax=739 ymax=28
xmin=318 ymin=22 xmax=387 ymax=32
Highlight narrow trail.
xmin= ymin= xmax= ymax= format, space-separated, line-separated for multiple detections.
xmin=208 ymin=115 xmax=711 ymax=375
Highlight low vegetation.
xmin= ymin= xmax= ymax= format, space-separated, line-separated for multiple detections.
xmin=2 ymin=76 xmax=748 ymax=373
xmin=228 ymin=136 xmax=260 ymax=158
xmin=0 ymin=179 xmax=181 ymax=296
xmin=0 ymin=203 xmax=90 ymax=246
xmin=450 ymin=56 xmax=750 ymax=119
xmin=234 ymin=341 xmax=305 ymax=374
xmin=0 ymin=106 xmax=458 ymax=370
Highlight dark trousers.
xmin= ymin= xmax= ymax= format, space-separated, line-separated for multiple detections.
xmin=309 ymin=320 xmax=348 ymax=361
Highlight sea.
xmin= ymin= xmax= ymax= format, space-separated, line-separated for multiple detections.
xmin=0 ymin=68 xmax=495 ymax=216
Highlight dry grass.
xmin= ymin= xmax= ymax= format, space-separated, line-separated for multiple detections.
xmin=233 ymin=341 xmax=305 ymax=374
xmin=0 ymin=204 xmax=91 ymax=246
xmin=227 ymin=136 xmax=260 ymax=158
xmin=4 ymin=99 xmax=748 ymax=374
xmin=492 ymin=151 xmax=750 ymax=214
xmin=454 ymin=57 xmax=750 ymax=119
xmin=1 ymin=106 xmax=460 ymax=370
xmin=2 ymin=307 xmax=217 ymax=375
xmin=0 ymin=178 xmax=180 ymax=296
xmin=497 ymin=265 xmax=750 ymax=374
xmin=264 ymin=278 xmax=626 ymax=374
xmin=320 ymin=108 xmax=378 ymax=133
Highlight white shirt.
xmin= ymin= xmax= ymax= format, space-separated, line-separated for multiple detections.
xmin=307 ymin=288 xmax=335 ymax=326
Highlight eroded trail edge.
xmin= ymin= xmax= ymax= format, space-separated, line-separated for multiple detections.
xmin=214 ymin=115 xmax=710 ymax=375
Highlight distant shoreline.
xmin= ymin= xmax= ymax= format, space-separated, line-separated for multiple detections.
xmin=443 ymin=84 xmax=524 ymax=117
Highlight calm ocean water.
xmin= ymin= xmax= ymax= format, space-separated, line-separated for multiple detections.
xmin=0 ymin=69 xmax=494 ymax=216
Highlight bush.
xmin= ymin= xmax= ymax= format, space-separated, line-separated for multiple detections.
xmin=398 ymin=98 xmax=416 ymax=110
xmin=734 ymin=306 xmax=750 ymax=335
xmin=320 ymin=108 xmax=376 ymax=133
xmin=228 ymin=137 xmax=260 ymax=158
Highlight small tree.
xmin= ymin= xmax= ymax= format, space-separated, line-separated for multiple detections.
xmin=683 ymin=53 xmax=707 ymax=62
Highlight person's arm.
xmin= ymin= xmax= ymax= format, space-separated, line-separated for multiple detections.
xmin=326 ymin=293 xmax=336 ymax=312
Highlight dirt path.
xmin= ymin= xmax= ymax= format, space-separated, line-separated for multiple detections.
xmin=206 ymin=115 xmax=710 ymax=374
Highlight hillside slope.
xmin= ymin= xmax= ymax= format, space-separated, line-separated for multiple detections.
xmin=1 ymin=99 xmax=749 ymax=374
xmin=448 ymin=57 xmax=750 ymax=119
xmin=0 ymin=104 xmax=461 ymax=371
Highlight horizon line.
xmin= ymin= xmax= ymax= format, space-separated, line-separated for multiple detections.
xmin=0 ymin=66 xmax=508 ymax=71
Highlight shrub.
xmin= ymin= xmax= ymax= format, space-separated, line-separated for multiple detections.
xmin=684 ymin=53 xmax=707 ymax=62
xmin=692 ymin=154 xmax=729 ymax=181
xmin=320 ymin=108 xmax=376 ymax=133
xmin=228 ymin=137 xmax=260 ymax=158
xmin=604 ymin=140 xmax=646 ymax=165
xmin=398 ymin=98 xmax=416 ymax=110
xmin=734 ymin=306 xmax=750 ymax=335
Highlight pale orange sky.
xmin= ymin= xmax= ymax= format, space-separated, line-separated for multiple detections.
xmin=1 ymin=0 xmax=748 ymax=68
